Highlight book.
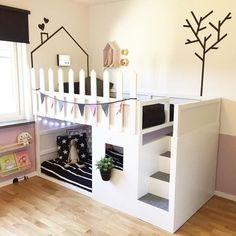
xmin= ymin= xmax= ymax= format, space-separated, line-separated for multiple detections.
xmin=0 ymin=154 xmax=18 ymax=175
xmin=15 ymin=150 xmax=31 ymax=169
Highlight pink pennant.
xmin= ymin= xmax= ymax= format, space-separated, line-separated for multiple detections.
xmin=89 ymin=104 xmax=97 ymax=116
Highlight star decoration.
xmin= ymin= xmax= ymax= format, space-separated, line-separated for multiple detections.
xmin=80 ymin=143 xmax=85 ymax=147
xmin=62 ymin=139 xmax=66 ymax=144
xmin=63 ymin=150 xmax=68 ymax=154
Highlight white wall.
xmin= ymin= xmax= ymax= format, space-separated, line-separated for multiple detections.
xmin=88 ymin=0 xmax=236 ymax=99
xmin=0 ymin=0 xmax=89 ymax=80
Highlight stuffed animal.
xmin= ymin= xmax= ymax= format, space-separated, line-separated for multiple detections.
xmin=65 ymin=139 xmax=85 ymax=168
xmin=17 ymin=132 xmax=32 ymax=146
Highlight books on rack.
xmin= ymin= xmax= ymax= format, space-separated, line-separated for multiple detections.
xmin=0 ymin=153 xmax=18 ymax=176
xmin=0 ymin=150 xmax=31 ymax=176
xmin=15 ymin=150 xmax=31 ymax=169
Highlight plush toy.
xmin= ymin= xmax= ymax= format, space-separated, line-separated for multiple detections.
xmin=17 ymin=132 xmax=32 ymax=146
xmin=65 ymin=139 xmax=85 ymax=168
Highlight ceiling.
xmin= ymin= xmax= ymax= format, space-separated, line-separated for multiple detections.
xmin=75 ymin=0 xmax=124 ymax=5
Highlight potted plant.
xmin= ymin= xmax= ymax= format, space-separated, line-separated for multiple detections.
xmin=96 ymin=156 xmax=114 ymax=181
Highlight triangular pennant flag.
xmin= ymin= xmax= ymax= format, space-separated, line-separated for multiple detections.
xmin=101 ymin=103 xmax=109 ymax=116
xmin=78 ymin=104 xmax=85 ymax=116
xmin=89 ymin=104 xmax=97 ymax=116
xmin=71 ymin=104 xmax=75 ymax=114
xmin=40 ymin=93 xmax=46 ymax=104
xmin=58 ymin=101 xmax=64 ymax=112
xmin=116 ymin=102 xmax=123 ymax=115
xmin=49 ymin=97 xmax=54 ymax=109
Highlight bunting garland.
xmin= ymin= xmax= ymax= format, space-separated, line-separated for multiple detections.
xmin=38 ymin=91 xmax=136 ymax=117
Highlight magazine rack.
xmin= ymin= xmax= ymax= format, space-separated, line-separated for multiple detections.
xmin=0 ymin=133 xmax=32 ymax=177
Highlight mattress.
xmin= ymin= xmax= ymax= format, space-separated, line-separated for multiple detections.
xmin=41 ymin=156 xmax=92 ymax=192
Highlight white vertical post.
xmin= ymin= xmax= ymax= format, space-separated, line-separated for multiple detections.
xmin=57 ymin=69 xmax=65 ymax=120
xmin=48 ymin=68 xmax=55 ymax=118
xmin=130 ymin=71 xmax=137 ymax=99
xmin=77 ymin=69 xmax=86 ymax=124
xmin=129 ymin=71 xmax=137 ymax=134
xmin=116 ymin=70 xmax=123 ymax=131
xmin=31 ymin=69 xmax=38 ymax=116
xmin=68 ymin=69 xmax=75 ymax=122
xmin=116 ymin=70 xmax=123 ymax=100
xmin=39 ymin=68 xmax=46 ymax=116
xmin=103 ymin=70 xmax=110 ymax=129
xmin=91 ymin=70 xmax=97 ymax=125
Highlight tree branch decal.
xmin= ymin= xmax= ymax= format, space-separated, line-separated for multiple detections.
xmin=184 ymin=11 xmax=232 ymax=96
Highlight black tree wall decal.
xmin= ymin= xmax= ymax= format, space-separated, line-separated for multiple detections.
xmin=184 ymin=11 xmax=232 ymax=96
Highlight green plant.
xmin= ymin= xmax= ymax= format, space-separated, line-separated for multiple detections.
xmin=96 ymin=157 xmax=114 ymax=171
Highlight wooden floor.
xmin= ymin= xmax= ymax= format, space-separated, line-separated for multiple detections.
xmin=0 ymin=177 xmax=236 ymax=236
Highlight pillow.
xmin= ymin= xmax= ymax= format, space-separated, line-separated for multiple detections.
xmin=57 ymin=134 xmax=89 ymax=163
xmin=67 ymin=126 xmax=92 ymax=154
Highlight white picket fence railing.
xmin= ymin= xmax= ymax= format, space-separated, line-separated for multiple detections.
xmin=31 ymin=68 xmax=138 ymax=133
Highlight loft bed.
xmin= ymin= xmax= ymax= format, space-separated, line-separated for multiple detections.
xmin=31 ymin=43 xmax=221 ymax=233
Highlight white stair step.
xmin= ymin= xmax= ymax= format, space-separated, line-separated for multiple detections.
xmin=139 ymin=193 xmax=169 ymax=211
xmin=149 ymin=171 xmax=170 ymax=199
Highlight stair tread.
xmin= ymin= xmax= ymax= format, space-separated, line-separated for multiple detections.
xmin=160 ymin=151 xmax=171 ymax=158
xmin=139 ymin=193 xmax=169 ymax=211
xmin=151 ymin=171 xmax=170 ymax=182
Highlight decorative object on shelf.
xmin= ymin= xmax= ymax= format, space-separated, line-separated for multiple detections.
xmin=183 ymin=11 xmax=232 ymax=96
xmin=120 ymin=48 xmax=129 ymax=66
xmin=103 ymin=41 xmax=121 ymax=68
xmin=17 ymin=132 xmax=32 ymax=146
xmin=0 ymin=132 xmax=32 ymax=154
xmin=96 ymin=156 xmax=114 ymax=181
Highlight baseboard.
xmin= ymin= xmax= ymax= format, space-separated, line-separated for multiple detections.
xmin=215 ymin=191 xmax=236 ymax=202
xmin=0 ymin=171 xmax=37 ymax=188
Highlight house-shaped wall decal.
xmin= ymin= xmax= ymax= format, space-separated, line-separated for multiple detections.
xmin=31 ymin=26 xmax=89 ymax=76
xmin=103 ymin=41 xmax=121 ymax=68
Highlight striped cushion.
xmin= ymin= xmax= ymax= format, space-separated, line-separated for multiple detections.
xmin=105 ymin=149 xmax=123 ymax=171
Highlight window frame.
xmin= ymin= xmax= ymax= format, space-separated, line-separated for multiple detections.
xmin=0 ymin=41 xmax=32 ymax=123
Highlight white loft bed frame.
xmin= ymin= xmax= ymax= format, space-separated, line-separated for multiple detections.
xmin=32 ymin=68 xmax=221 ymax=233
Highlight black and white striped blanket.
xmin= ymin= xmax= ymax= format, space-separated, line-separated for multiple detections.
xmin=41 ymin=157 xmax=92 ymax=192
xmin=105 ymin=149 xmax=123 ymax=171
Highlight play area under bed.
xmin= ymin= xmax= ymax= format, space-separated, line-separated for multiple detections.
xmin=41 ymin=157 xmax=92 ymax=192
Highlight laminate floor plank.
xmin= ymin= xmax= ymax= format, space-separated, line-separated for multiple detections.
xmin=0 ymin=177 xmax=236 ymax=236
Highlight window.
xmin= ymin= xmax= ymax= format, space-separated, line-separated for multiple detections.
xmin=0 ymin=40 xmax=31 ymax=123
